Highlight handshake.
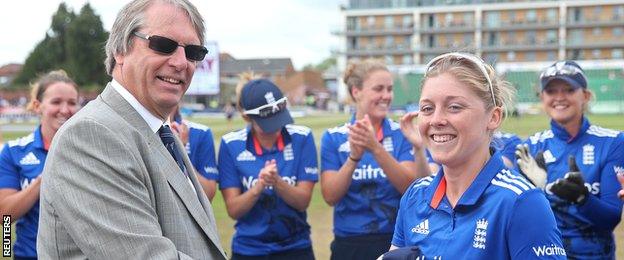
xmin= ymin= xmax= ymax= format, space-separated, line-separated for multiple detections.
xmin=515 ymin=144 xmax=588 ymax=204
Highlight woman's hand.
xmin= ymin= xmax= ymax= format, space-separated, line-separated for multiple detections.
xmin=400 ymin=111 xmax=423 ymax=150
xmin=349 ymin=114 xmax=382 ymax=154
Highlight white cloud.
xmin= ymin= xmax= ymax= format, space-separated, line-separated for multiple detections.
xmin=0 ymin=0 xmax=344 ymax=70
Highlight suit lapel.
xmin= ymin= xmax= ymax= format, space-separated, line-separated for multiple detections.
xmin=100 ymin=85 xmax=226 ymax=258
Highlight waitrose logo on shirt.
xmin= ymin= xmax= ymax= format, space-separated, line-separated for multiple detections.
xmin=532 ymin=244 xmax=566 ymax=257
xmin=352 ymin=165 xmax=386 ymax=180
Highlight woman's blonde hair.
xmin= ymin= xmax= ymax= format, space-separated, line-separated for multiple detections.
xmin=423 ymin=53 xmax=515 ymax=119
xmin=343 ymin=59 xmax=389 ymax=101
xmin=26 ymin=70 xmax=78 ymax=112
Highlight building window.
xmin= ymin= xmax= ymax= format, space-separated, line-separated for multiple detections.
xmin=546 ymin=30 xmax=557 ymax=43
xmin=403 ymin=15 xmax=412 ymax=28
xmin=486 ymin=11 xmax=500 ymax=28
xmin=463 ymin=12 xmax=473 ymax=27
xmin=347 ymin=17 xmax=357 ymax=31
xmin=507 ymin=51 xmax=516 ymax=61
xmin=385 ymin=36 xmax=394 ymax=48
xmin=385 ymin=16 xmax=394 ymax=29
xmin=547 ymin=51 xmax=556 ymax=60
xmin=427 ymin=14 xmax=435 ymax=28
xmin=526 ymin=31 xmax=536 ymax=44
xmin=526 ymin=52 xmax=536 ymax=61
xmin=615 ymin=6 xmax=624 ymax=19
xmin=614 ymin=27 xmax=624 ymax=36
xmin=367 ymin=16 xmax=375 ymax=28
xmin=569 ymin=29 xmax=583 ymax=44
xmin=402 ymin=54 xmax=413 ymax=64
xmin=592 ymin=49 xmax=601 ymax=58
xmin=527 ymin=10 xmax=537 ymax=23
xmin=349 ymin=37 xmax=358 ymax=50
xmin=445 ymin=13 xmax=453 ymax=26
xmin=463 ymin=33 xmax=473 ymax=46
xmin=547 ymin=9 xmax=557 ymax=23
xmin=594 ymin=6 xmax=602 ymax=18
xmin=488 ymin=32 xmax=498 ymax=46
xmin=428 ymin=35 xmax=435 ymax=48
xmin=571 ymin=7 xmax=582 ymax=22
xmin=612 ymin=49 xmax=623 ymax=59
xmin=484 ymin=53 xmax=499 ymax=64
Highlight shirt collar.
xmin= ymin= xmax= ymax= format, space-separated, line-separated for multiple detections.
xmin=33 ymin=125 xmax=45 ymax=150
xmin=245 ymin=125 xmax=292 ymax=155
xmin=427 ymin=152 xmax=506 ymax=209
xmin=111 ymin=79 xmax=164 ymax=133
xmin=550 ymin=116 xmax=590 ymax=143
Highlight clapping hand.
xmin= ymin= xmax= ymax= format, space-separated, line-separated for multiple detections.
xmin=549 ymin=155 xmax=588 ymax=204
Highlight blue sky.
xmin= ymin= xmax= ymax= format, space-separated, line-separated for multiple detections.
xmin=0 ymin=0 xmax=344 ymax=69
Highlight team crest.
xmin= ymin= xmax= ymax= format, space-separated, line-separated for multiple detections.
xmin=473 ymin=218 xmax=488 ymax=250
xmin=582 ymin=144 xmax=595 ymax=165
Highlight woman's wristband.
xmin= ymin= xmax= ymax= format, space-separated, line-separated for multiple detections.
xmin=348 ymin=154 xmax=361 ymax=162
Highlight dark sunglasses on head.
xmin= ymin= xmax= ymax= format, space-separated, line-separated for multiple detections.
xmin=133 ymin=32 xmax=208 ymax=61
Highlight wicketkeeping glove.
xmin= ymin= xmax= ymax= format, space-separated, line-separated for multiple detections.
xmin=515 ymin=144 xmax=547 ymax=189
xmin=549 ymin=155 xmax=588 ymax=204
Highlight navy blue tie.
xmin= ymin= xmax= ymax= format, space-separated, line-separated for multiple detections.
xmin=158 ymin=125 xmax=188 ymax=176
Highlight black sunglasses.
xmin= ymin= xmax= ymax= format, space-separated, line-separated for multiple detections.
xmin=133 ymin=32 xmax=208 ymax=61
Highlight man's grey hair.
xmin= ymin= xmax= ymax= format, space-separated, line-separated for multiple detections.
xmin=104 ymin=0 xmax=205 ymax=75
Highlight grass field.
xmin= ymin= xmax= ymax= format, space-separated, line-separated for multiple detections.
xmin=1 ymin=112 xmax=624 ymax=259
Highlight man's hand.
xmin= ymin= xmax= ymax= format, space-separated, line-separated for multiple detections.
xmin=515 ymin=144 xmax=547 ymax=189
xmin=549 ymin=155 xmax=588 ymax=204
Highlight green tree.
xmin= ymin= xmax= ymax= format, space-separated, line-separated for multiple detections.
xmin=13 ymin=3 xmax=109 ymax=89
xmin=65 ymin=3 xmax=109 ymax=88
xmin=13 ymin=3 xmax=74 ymax=85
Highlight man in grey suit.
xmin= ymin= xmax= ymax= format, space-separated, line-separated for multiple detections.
xmin=37 ymin=0 xmax=227 ymax=259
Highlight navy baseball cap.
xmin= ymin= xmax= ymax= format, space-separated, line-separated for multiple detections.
xmin=380 ymin=246 xmax=424 ymax=260
xmin=240 ymin=79 xmax=293 ymax=133
xmin=540 ymin=60 xmax=587 ymax=90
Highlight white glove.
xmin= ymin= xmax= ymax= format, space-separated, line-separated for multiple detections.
xmin=515 ymin=144 xmax=547 ymax=189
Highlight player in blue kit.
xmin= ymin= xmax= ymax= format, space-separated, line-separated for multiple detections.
xmin=321 ymin=59 xmax=431 ymax=260
xmin=492 ymin=131 xmax=522 ymax=167
xmin=390 ymin=53 xmax=565 ymax=259
xmin=516 ymin=60 xmax=624 ymax=259
xmin=0 ymin=70 xmax=79 ymax=260
xmin=218 ymin=74 xmax=318 ymax=259
xmin=170 ymin=107 xmax=218 ymax=200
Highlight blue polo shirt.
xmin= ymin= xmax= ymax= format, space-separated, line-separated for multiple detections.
xmin=392 ymin=154 xmax=566 ymax=259
xmin=0 ymin=126 xmax=46 ymax=258
xmin=218 ymin=124 xmax=318 ymax=255
xmin=492 ymin=131 xmax=522 ymax=162
xmin=522 ymin=117 xmax=624 ymax=259
xmin=321 ymin=117 xmax=415 ymax=237
xmin=184 ymin=121 xmax=218 ymax=180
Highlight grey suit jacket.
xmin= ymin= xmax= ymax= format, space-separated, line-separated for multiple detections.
xmin=38 ymin=85 xmax=227 ymax=260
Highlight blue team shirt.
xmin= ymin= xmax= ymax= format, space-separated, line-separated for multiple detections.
xmin=392 ymin=154 xmax=566 ymax=259
xmin=0 ymin=126 xmax=46 ymax=258
xmin=522 ymin=117 xmax=624 ymax=259
xmin=492 ymin=131 xmax=522 ymax=162
xmin=184 ymin=121 xmax=218 ymax=180
xmin=321 ymin=117 xmax=415 ymax=237
xmin=218 ymin=125 xmax=319 ymax=255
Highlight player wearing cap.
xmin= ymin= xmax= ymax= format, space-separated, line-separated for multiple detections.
xmin=218 ymin=74 xmax=318 ymax=259
xmin=516 ymin=60 xmax=624 ymax=259
xmin=321 ymin=59 xmax=432 ymax=260
xmin=390 ymin=53 xmax=565 ymax=259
